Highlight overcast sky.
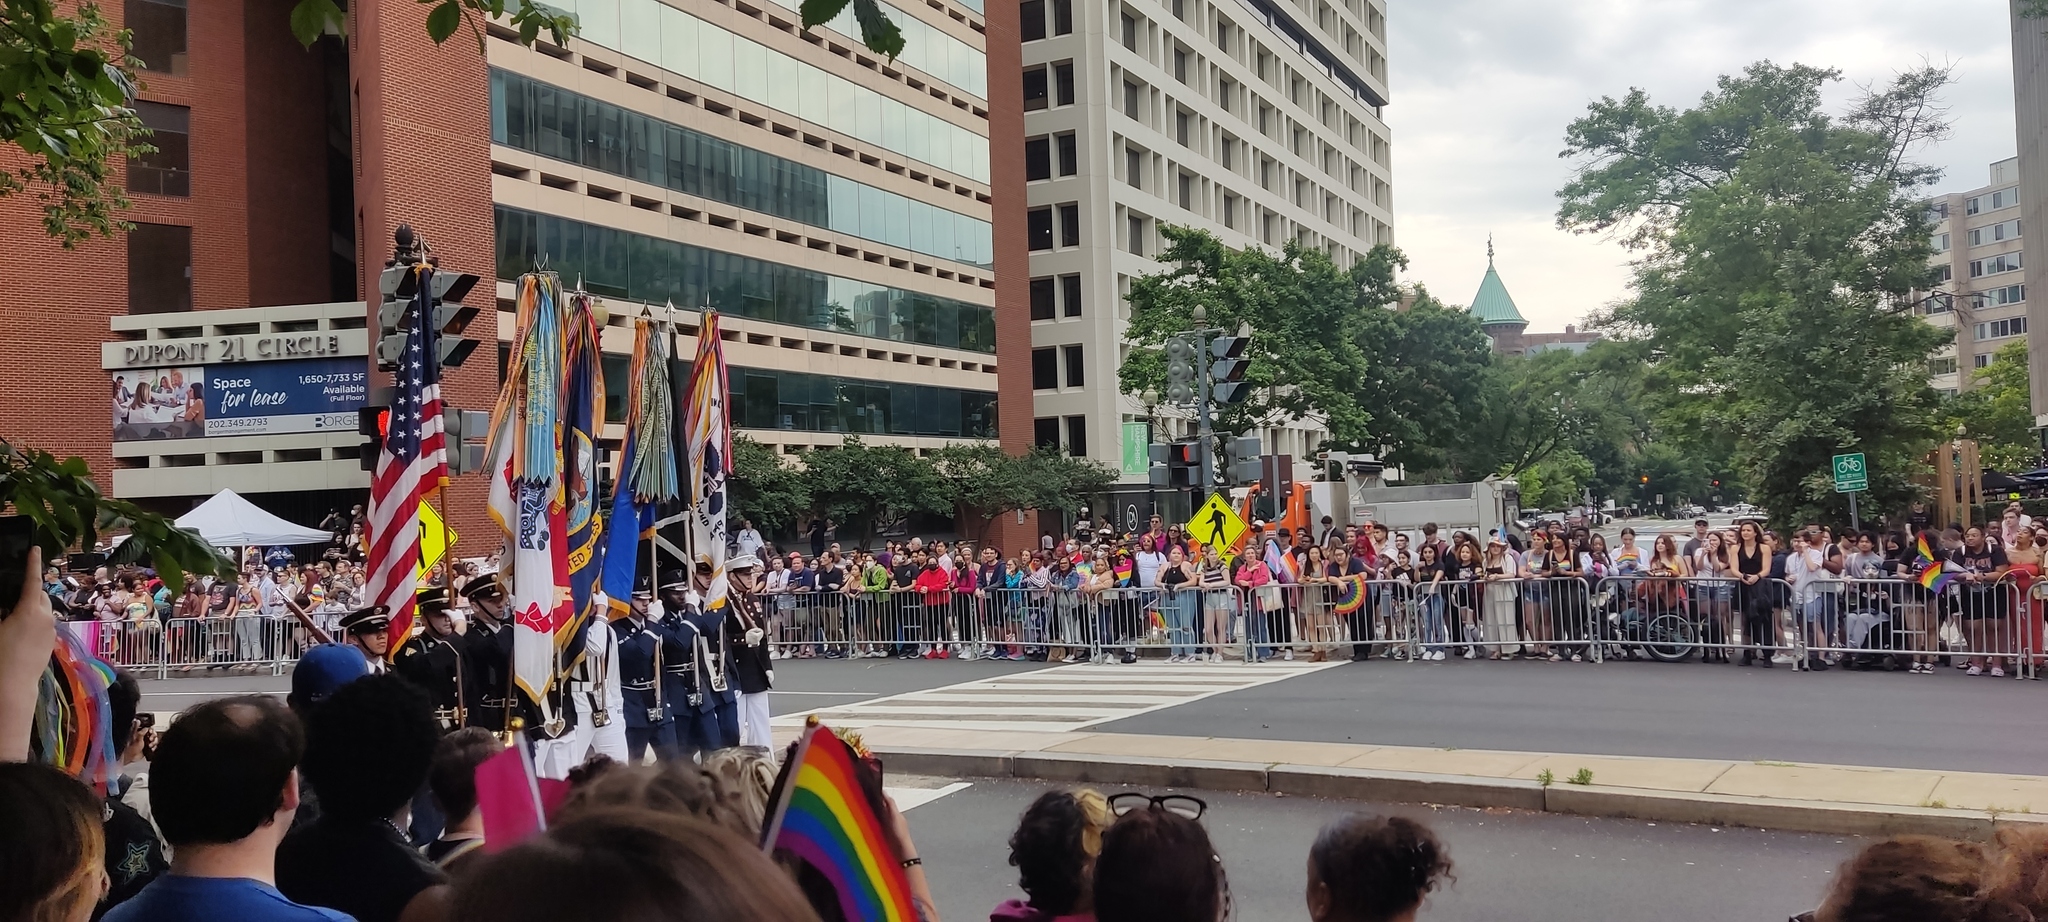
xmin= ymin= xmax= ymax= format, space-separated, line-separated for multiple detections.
xmin=1385 ymin=0 xmax=2020 ymax=333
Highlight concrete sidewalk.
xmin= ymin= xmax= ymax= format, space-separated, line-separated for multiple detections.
xmin=797 ymin=724 xmax=2048 ymax=839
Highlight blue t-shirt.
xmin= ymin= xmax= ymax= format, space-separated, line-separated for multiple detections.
xmin=103 ymin=875 xmax=355 ymax=922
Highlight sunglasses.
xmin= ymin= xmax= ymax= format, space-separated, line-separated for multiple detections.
xmin=1108 ymin=792 xmax=1207 ymax=820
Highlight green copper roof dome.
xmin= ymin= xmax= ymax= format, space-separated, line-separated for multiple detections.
xmin=1470 ymin=237 xmax=1527 ymax=327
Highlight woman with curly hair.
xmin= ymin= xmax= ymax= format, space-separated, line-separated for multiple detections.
xmin=1306 ymin=814 xmax=1453 ymax=922
xmin=993 ymin=788 xmax=1114 ymax=922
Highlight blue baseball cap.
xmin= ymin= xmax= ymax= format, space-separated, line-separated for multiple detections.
xmin=290 ymin=643 xmax=370 ymax=709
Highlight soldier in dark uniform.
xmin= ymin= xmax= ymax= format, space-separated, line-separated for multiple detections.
xmin=614 ymin=574 xmax=677 ymax=762
xmin=336 ymin=605 xmax=392 ymax=676
xmin=656 ymin=567 xmax=712 ymax=758
xmin=723 ymin=555 xmax=775 ymax=749
xmin=460 ymin=574 xmax=517 ymax=733
xmin=393 ymin=587 xmax=467 ymax=732
xmin=684 ymin=559 xmax=740 ymax=751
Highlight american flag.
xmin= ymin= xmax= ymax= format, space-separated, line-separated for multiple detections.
xmin=364 ymin=265 xmax=448 ymax=658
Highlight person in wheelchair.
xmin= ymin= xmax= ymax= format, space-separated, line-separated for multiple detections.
xmin=1609 ymin=536 xmax=1692 ymax=662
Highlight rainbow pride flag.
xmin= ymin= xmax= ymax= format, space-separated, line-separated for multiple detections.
xmin=1916 ymin=533 xmax=1937 ymax=564
xmin=763 ymin=721 xmax=919 ymax=922
xmin=1920 ymin=563 xmax=1956 ymax=594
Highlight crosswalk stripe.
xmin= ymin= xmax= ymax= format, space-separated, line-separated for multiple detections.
xmin=771 ymin=660 xmax=1338 ymax=734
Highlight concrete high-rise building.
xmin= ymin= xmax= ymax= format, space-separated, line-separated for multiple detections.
xmin=2011 ymin=0 xmax=2048 ymax=424
xmin=1017 ymin=0 xmax=1394 ymax=510
xmin=4 ymin=0 xmax=1032 ymax=544
xmin=1921 ymin=158 xmax=2029 ymax=395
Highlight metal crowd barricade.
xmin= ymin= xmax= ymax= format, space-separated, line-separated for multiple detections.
xmin=1500 ymin=576 xmax=1603 ymax=663
xmin=59 ymin=615 xmax=300 ymax=677
xmin=1085 ymin=586 xmax=1165 ymax=659
xmin=1801 ymin=575 xmax=2037 ymax=676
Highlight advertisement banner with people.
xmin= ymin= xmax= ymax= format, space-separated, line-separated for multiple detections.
xmin=112 ymin=358 xmax=368 ymax=441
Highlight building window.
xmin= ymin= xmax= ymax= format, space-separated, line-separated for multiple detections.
xmin=126 ymin=0 xmax=188 ymax=76
xmin=1987 ymin=284 xmax=2027 ymax=306
xmin=1034 ymin=417 xmax=1062 ymax=450
xmin=1032 ymin=348 xmax=1059 ymax=390
xmin=1971 ymin=252 xmax=2023 ymax=277
xmin=1126 ymin=147 xmax=1142 ymax=189
xmin=1065 ymin=416 xmax=1089 ymax=457
xmin=1122 ymin=13 xmax=1137 ymax=50
xmin=1030 ymin=277 xmax=1057 ymax=321
xmin=1059 ymin=203 xmax=1080 ymax=247
xmin=1129 ymin=215 xmax=1146 ymax=256
xmin=1056 ymin=132 xmax=1078 ymax=176
xmin=1176 ymin=110 xmax=1190 ymax=146
xmin=1976 ymin=353 xmax=1994 ymax=369
xmin=1061 ymin=273 xmax=1082 ymax=317
xmin=1977 ymin=317 xmax=2028 ymax=339
xmin=129 ymin=101 xmax=190 ymax=197
xmin=1174 ymin=48 xmax=1188 ymax=83
xmin=1054 ymin=61 xmax=1076 ymax=105
xmin=1222 ymin=194 xmax=1236 ymax=229
xmin=128 ymin=223 xmax=192 ymax=315
xmin=1020 ymin=0 xmax=1047 ymax=40
xmin=1220 ymin=136 xmax=1233 ymax=170
xmin=1929 ymin=357 xmax=1959 ymax=376
xmin=1178 ymin=172 xmax=1192 ymax=209
xmin=1028 ymin=207 xmax=1054 ymax=251
xmin=1053 ymin=0 xmax=1073 ymax=34
xmin=729 ymin=368 xmax=998 ymax=437
xmin=1934 ymin=265 xmax=1952 ymax=283
xmin=1124 ymin=80 xmax=1140 ymax=119
xmin=1932 ymin=232 xmax=1950 ymax=252
xmin=1023 ymin=65 xmax=1050 ymax=110
xmin=1969 ymin=219 xmax=2021 ymax=247
xmin=1025 ymin=136 xmax=1052 ymax=181
xmin=1062 ymin=344 xmax=1085 ymax=387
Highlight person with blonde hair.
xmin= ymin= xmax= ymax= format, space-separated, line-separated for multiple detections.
xmin=0 ymin=762 xmax=107 ymax=922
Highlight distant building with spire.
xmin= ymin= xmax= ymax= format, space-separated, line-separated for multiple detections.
xmin=1468 ymin=236 xmax=1600 ymax=356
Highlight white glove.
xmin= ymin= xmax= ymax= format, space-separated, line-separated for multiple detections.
xmin=745 ymin=627 xmax=765 ymax=647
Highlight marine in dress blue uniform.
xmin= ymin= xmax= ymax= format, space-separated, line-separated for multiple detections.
xmin=613 ymin=574 xmax=677 ymax=761
xmin=656 ymin=568 xmax=712 ymax=758
xmin=683 ymin=559 xmax=740 ymax=751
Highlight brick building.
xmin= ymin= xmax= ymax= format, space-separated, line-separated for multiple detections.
xmin=8 ymin=0 xmax=1032 ymax=554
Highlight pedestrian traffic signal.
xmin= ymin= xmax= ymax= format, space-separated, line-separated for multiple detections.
xmin=358 ymin=406 xmax=390 ymax=471
xmin=1225 ymin=435 xmax=1262 ymax=486
xmin=1210 ymin=336 xmax=1252 ymax=406
xmin=1148 ymin=441 xmax=1206 ymax=488
xmin=1165 ymin=335 xmax=1198 ymax=405
xmin=442 ymin=408 xmax=490 ymax=475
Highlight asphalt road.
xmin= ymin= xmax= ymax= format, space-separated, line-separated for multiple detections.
xmin=906 ymin=776 xmax=1854 ymax=922
xmin=1098 ymin=657 xmax=2048 ymax=774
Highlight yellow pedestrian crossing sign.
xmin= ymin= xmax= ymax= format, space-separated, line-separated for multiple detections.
xmin=418 ymin=501 xmax=456 ymax=579
xmin=1185 ymin=493 xmax=1248 ymax=552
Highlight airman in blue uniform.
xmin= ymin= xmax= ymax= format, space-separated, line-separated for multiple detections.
xmin=656 ymin=568 xmax=711 ymax=758
xmin=613 ymin=574 xmax=678 ymax=762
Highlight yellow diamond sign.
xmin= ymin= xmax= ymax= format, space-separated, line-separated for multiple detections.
xmin=1185 ymin=492 xmax=1248 ymax=552
xmin=418 ymin=501 xmax=456 ymax=579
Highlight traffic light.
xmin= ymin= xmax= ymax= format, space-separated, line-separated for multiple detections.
xmin=1209 ymin=336 xmax=1252 ymax=406
xmin=1149 ymin=441 xmax=1207 ymax=489
xmin=1640 ymin=475 xmax=1650 ymax=485
xmin=358 ymin=406 xmax=390 ymax=471
xmin=376 ymin=264 xmax=482 ymax=371
xmin=1225 ymin=435 xmax=1262 ymax=486
xmin=442 ymin=408 xmax=490 ymax=475
xmin=1164 ymin=335 xmax=1197 ymax=405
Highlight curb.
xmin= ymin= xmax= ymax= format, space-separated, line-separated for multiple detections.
xmin=877 ymin=745 xmax=2042 ymax=840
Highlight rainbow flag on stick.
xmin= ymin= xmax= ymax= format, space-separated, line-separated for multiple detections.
xmin=763 ymin=720 xmax=919 ymax=922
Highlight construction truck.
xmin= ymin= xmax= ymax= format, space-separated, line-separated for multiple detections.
xmin=1231 ymin=455 xmax=1521 ymax=550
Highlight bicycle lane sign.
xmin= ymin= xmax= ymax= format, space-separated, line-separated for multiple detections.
xmin=1833 ymin=453 xmax=1867 ymax=493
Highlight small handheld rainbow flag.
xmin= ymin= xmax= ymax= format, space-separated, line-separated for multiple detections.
xmin=1920 ymin=564 xmax=1956 ymax=594
xmin=1916 ymin=533 xmax=1938 ymax=564
xmin=764 ymin=720 xmax=919 ymax=922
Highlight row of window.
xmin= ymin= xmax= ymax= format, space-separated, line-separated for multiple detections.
xmin=490 ymin=70 xmax=993 ymax=267
xmin=1968 ymin=186 xmax=2020 ymax=215
xmin=1977 ymin=316 xmax=2028 ymax=340
xmin=559 ymin=0 xmax=991 ymax=181
xmin=1022 ymin=60 xmax=1078 ymax=111
xmin=1024 ymin=132 xmax=1079 ymax=180
xmin=1030 ymin=344 xmax=1086 ymax=390
xmin=1029 ymin=275 xmax=1084 ymax=320
xmin=1969 ymin=219 xmax=2021 ymax=248
xmin=1019 ymin=0 xmax=1075 ymax=41
xmin=1033 ymin=416 xmax=1089 ymax=458
xmin=1971 ymin=251 xmax=2022 ymax=278
xmin=1026 ymin=203 xmax=1082 ymax=251
xmin=494 ymin=207 xmax=997 ymax=353
xmin=1984 ymin=284 xmax=2027 ymax=307
xmin=520 ymin=350 xmax=997 ymax=437
xmin=729 ymin=367 xmax=996 ymax=438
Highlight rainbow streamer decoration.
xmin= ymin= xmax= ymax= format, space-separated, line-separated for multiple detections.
xmin=763 ymin=721 xmax=919 ymax=922
xmin=1331 ymin=574 xmax=1368 ymax=615
xmin=34 ymin=629 xmax=117 ymax=795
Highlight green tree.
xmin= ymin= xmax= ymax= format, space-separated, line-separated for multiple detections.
xmin=796 ymin=436 xmax=947 ymax=550
xmin=1119 ymin=226 xmax=1402 ymax=447
xmin=931 ymin=444 xmax=1117 ymax=545
xmin=1517 ymin=450 xmax=1596 ymax=512
xmin=726 ymin=434 xmax=809 ymax=536
xmin=0 ymin=0 xmax=145 ymax=247
xmin=1558 ymin=61 xmax=1953 ymax=526
xmin=1944 ymin=341 xmax=2038 ymax=472
xmin=1346 ymin=285 xmax=1497 ymax=475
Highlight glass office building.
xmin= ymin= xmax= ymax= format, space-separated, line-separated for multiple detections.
xmin=486 ymin=0 xmax=1000 ymax=453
